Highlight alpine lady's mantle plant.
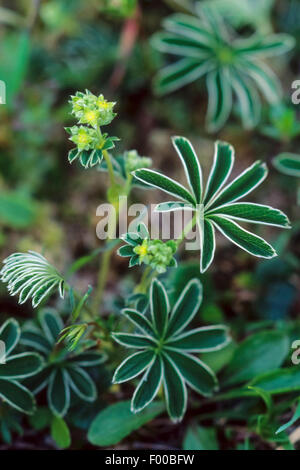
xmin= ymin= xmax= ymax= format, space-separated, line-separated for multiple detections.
xmin=152 ymin=5 xmax=295 ymax=131
xmin=0 ymin=90 xmax=292 ymax=430
xmin=113 ymin=278 xmax=230 ymax=421
xmin=134 ymin=136 xmax=291 ymax=272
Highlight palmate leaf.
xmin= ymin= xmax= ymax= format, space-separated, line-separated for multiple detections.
xmin=152 ymin=9 xmax=295 ymax=131
xmin=1 ymin=251 xmax=65 ymax=308
xmin=112 ymin=278 xmax=230 ymax=421
xmin=0 ymin=318 xmax=43 ymax=414
xmin=135 ymin=136 xmax=290 ymax=273
xmin=20 ymin=309 xmax=103 ymax=417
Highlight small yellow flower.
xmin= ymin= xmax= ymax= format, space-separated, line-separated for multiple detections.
xmin=135 ymin=244 xmax=148 ymax=257
xmin=82 ymin=109 xmax=99 ymax=126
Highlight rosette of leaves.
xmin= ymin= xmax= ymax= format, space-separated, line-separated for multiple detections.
xmin=112 ymin=278 xmax=230 ymax=421
xmin=118 ymin=223 xmax=177 ymax=273
xmin=0 ymin=319 xmax=44 ymax=414
xmin=66 ymin=90 xmax=119 ymax=169
xmin=133 ymin=136 xmax=290 ymax=273
xmin=151 ymin=6 xmax=294 ymax=131
xmin=0 ymin=251 xmax=65 ymax=308
xmin=21 ymin=309 xmax=106 ymax=417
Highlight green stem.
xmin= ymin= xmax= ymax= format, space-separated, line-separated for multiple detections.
xmin=103 ymin=149 xmax=116 ymax=187
xmin=176 ymin=212 xmax=198 ymax=247
xmin=134 ymin=266 xmax=152 ymax=294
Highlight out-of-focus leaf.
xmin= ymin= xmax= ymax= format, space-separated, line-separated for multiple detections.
xmin=0 ymin=191 xmax=37 ymax=228
xmin=88 ymin=400 xmax=164 ymax=446
xmin=222 ymin=330 xmax=289 ymax=386
xmin=50 ymin=415 xmax=71 ymax=449
xmin=183 ymin=425 xmax=219 ymax=450
xmin=276 ymin=400 xmax=300 ymax=434
xmin=0 ymin=32 xmax=30 ymax=108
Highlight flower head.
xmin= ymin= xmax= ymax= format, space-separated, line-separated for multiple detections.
xmin=118 ymin=223 xmax=177 ymax=273
xmin=124 ymin=150 xmax=152 ymax=174
xmin=66 ymin=90 xmax=118 ymax=168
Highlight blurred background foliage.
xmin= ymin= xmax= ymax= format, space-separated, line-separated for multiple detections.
xmin=0 ymin=0 xmax=299 ymax=450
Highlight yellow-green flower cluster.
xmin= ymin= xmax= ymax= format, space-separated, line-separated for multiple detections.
xmin=124 ymin=150 xmax=152 ymax=174
xmin=66 ymin=90 xmax=119 ymax=169
xmin=140 ymin=239 xmax=177 ymax=273
xmin=118 ymin=223 xmax=177 ymax=273
xmin=70 ymin=90 xmax=116 ymax=127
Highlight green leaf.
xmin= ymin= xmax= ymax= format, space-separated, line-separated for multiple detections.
xmin=151 ymin=32 xmax=211 ymax=58
xmin=21 ymin=329 xmax=52 ymax=355
xmin=113 ymin=350 xmax=155 ymax=384
xmin=1 ymin=251 xmax=65 ymax=309
xmin=0 ymin=32 xmax=30 ymax=108
xmin=0 ymin=319 xmax=20 ymax=356
xmin=29 ymin=407 xmax=52 ymax=430
xmin=163 ymin=13 xmax=215 ymax=44
xmin=166 ymin=325 xmax=230 ymax=352
xmin=150 ymin=279 xmax=169 ymax=337
xmin=39 ymin=309 xmax=63 ymax=344
xmin=206 ymin=68 xmax=232 ymax=132
xmin=0 ymin=191 xmax=37 ymax=228
xmin=132 ymin=355 xmax=163 ymax=413
xmin=0 ymin=379 xmax=36 ymax=414
xmin=165 ymin=350 xmax=217 ymax=397
xmin=209 ymin=215 xmax=276 ymax=258
xmin=273 ymin=153 xmax=300 ymax=177
xmin=71 ymin=351 xmax=106 ymax=368
xmin=241 ymin=60 xmax=281 ymax=103
xmin=66 ymin=366 xmax=96 ymax=402
xmin=183 ymin=425 xmax=219 ymax=450
xmin=122 ymin=309 xmax=155 ymax=336
xmin=88 ymin=400 xmax=164 ymax=447
xmin=162 ymin=354 xmax=187 ymax=422
xmin=51 ymin=415 xmax=71 ymax=449
xmin=200 ymin=218 xmax=216 ymax=273
xmin=208 ymin=160 xmax=267 ymax=209
xmin=154 ymin=201 xmax=194 ymax=212
xmin=222 ymin=330 xmax=289 ymax=386
xmin=249 ymin=367 xmax=300 ymax=395
xmin=48 ymin=369 xmax=70 ymax=417
xmin=118 ymin=245 xmax=134 ymax=257
xmin=232 ymin=72 xmax=261 ymax=129
xmin=0 ymin=352 xmax=43 ymax=379
xmin=236 ymin=34 xmax=295 ymax=58
xmin=133 ymin=169 xmax=196 ymax=205
xmin=203 ymin=141 xmax=234 ymax=205
xmin=276 ymin=400 xmax=300 ymax=434
xmin=112 ymin=333 xmax=156 ymax=349
xmin=154 ymin=58 xmax=214 ymax=95
xmin=167 ymin=279 xmax=202 ymax=338
xmin=207 ymin=202 xmax=290 ymax=228
xmin=172 ymin=136 xmax=202 ymax=203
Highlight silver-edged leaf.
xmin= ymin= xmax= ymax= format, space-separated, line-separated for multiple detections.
xmin=172 ymin=136 xmax=202 ymax=203
xmin=133 ymin=169 xmax=196 ymax=205
xmin=207 ymin=202 xmax=290 ymax=228
xmin=203 ymin=141 xmax=234 ymax=206
xmin=113 ymin=350 xmax=155 ymax=384
xmin=131 ymin=355 xmax=163 ymax=413
xmin=207 ymin=160 xmax=268 ymax=210
xmin=209 ymin=215 xmax=277 ymax=258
